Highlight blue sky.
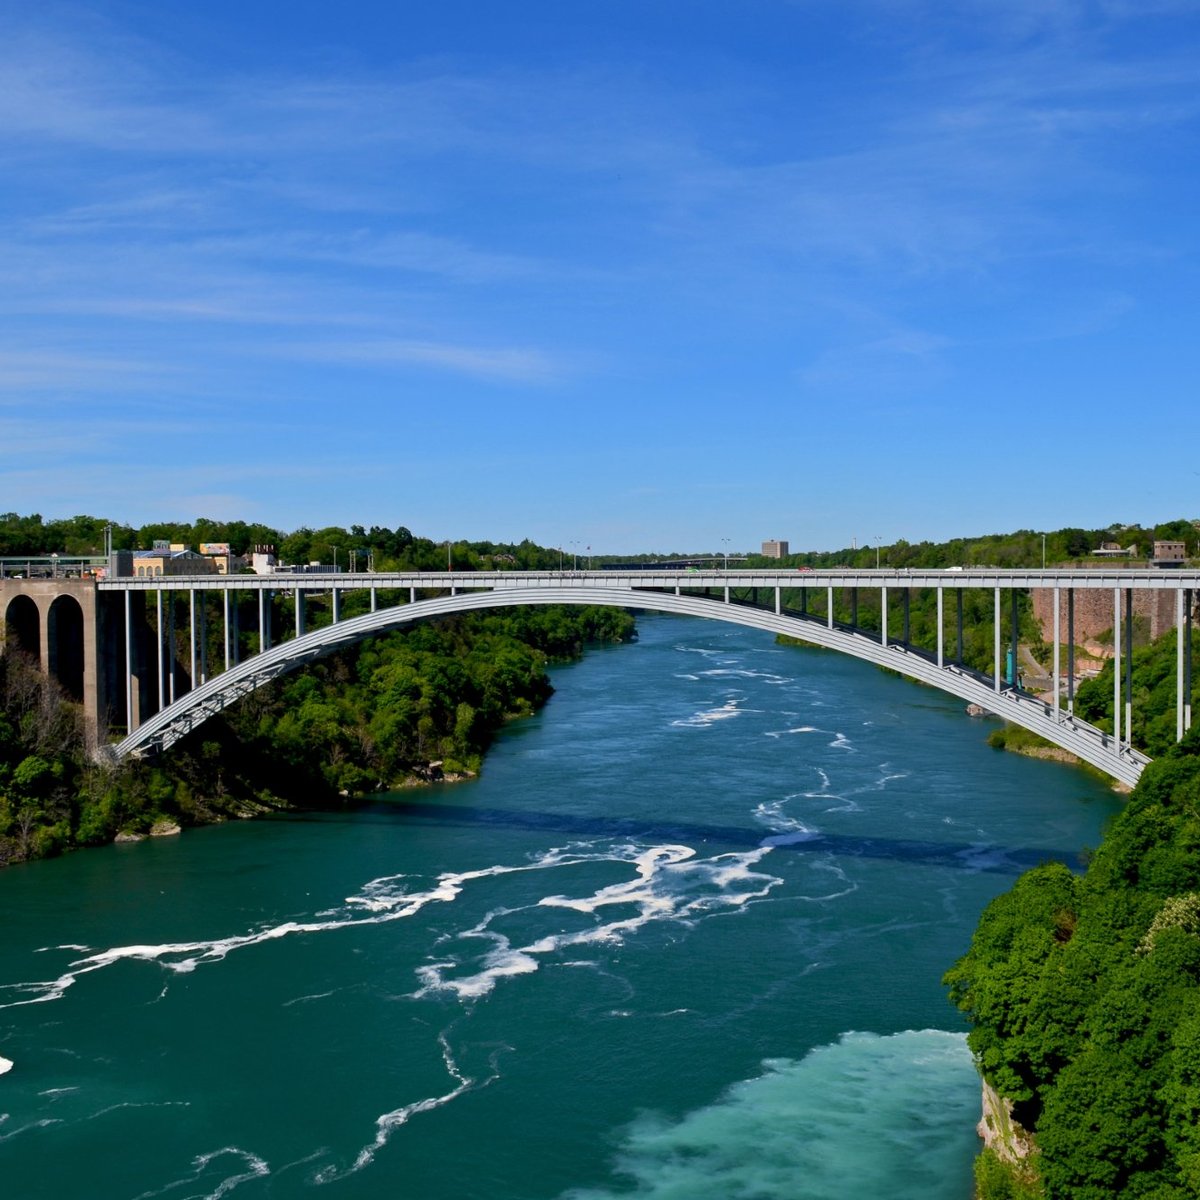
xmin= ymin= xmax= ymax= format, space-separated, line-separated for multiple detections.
xmin=2 ymin=0 xmax=1198 ymax=553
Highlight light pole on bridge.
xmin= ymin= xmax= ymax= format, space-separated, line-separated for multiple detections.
xmin=721 ymin=537 xmax=730 ymax=570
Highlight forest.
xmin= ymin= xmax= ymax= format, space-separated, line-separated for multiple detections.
xmin=946 ymin=727 xmax=1200 ymax=1199
xmin=0 ymin=604 xmax=633 ymax=867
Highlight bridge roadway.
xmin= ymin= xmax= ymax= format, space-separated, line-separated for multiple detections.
xmin=83 ymin=567 xmax=1197 ymax=787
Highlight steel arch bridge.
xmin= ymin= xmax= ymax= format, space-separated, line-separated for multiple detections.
xmin=105 ymin=579 xmax=1166 ymax=787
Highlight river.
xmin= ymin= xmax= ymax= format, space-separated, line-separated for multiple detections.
xmin=0 ymin=614 xmax=1122 ymax=1199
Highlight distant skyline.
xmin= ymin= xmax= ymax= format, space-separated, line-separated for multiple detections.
xmin=3 ymin=1 xmax=1198 ymax=553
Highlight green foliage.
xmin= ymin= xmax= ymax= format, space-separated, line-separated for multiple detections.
xmin=1076 ymin=629 xmax=1200 ymax=757
xmin=974 ymin=1147 xmax=1043 ymax=1200
xmin=947 ymin=736 xmax=1200 ymax=1197
xmin=0 ymin=603 xmax=634 ymax=866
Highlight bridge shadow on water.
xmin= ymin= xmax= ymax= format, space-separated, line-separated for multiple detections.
xmin=283 ymin=799 xmax=1086 ymax=877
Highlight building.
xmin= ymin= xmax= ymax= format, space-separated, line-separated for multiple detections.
xmin=198 ymin=542 xmax=244 ymax=575
xmin=249 ymin=545 xmax=278 ymax=574
xmin=761 ymin=539 xmax=789 ymax=559
xmin=131 ymin=542 xmax=219 ymax=579
xmin=1092 ymin=542 xmax=1139 ymax=558
xmin=1153 ymin=540 xmax=1188 ymax=565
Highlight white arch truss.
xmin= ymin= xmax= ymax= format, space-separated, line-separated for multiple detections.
xmin=108 ymin=586 xmax=1149 ymax=787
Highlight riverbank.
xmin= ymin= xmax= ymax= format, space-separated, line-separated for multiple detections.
xmin=0 ymin=605 xmax=635 ymax=867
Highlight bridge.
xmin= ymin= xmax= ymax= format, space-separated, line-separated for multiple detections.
xmin=2 ymin=568 xmax=1196 ymax=788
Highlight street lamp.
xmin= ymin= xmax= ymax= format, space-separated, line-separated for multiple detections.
xmin=875 ymin=538 xmax=882 ymax=570
xmin=721 ymin=537 xmax=730 ymax=570
xmin=1042 ymin=533 xmax=1047 ymax=570
xmin=570 ymin=540 xmax=580 ymax=570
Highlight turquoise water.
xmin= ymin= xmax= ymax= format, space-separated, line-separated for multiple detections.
xmin=0 ymin=616 xmax=1122 ymax=1199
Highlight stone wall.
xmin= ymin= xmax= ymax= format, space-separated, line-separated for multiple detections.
xmin=1032 ymin=585 xmax=1195 ymax=646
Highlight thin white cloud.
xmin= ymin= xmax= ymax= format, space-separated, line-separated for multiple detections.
xmin=283 ymin=338 xmax=566 ymax=385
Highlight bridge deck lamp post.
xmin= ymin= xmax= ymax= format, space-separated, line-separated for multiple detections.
xmin=721 ymin=538 xmax=730 ymax=570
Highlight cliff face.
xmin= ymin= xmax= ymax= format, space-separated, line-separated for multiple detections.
xmin=978 ymin=1079 xmax=1036 ymax=1166
xmin=975 ymin=1079 xmax=1043 ymax=1197
xmin=1030 ymin=584 xmax=1196 ymax=646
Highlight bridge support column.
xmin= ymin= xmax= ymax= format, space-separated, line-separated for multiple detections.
xmin=800 ymin=587 xmax=807 ymax=617
xmin=774 ymin=587 xmax=780 ymax=616
xmin=223 ymin=590 xmax=231 ymax=673
xmin=370 ymin=586 xmax=377 ymax=613
xmin=1053 ymin=586 xmax=1061 ymax=723
xmin=956 ymin=589 xmax=963 ymax=665
xmin=168 ymin=591 xmax=176 ymax=705
xmin=259 ymin=590 xmax=268 ymax=652
xmin=724 ymin=584 xmax=730 ymax=603
xmin=189 ymin=590 xmax=197 ymax=693
xmin=881 ymin=586 xmax=888 ymax=647
xmin=1125 ymin=589 xmax=1134 ymax=751
xmin=1068 ymin=589 xmax=1075 ymax=717
xmin=125 ymin=590 xmax=134 ymax=732
xmin=332 ymin=588 xmax=341 ymax=624
xmin=1114 ymin=589 xmax=1122 ymax=752
xmin=851 ymin=586 xmax=858 ymax=629
xmin=1010 ymin=589 xmax=1019 ymax=690
xmin=903 ymin=588 xmax=910 ymax=645
xmin=156 ymin=590 xmax=165 ymax=713
xmin=1187 ymin=589 xmax=1193 ymax=733
xmin=199 ymin=596 xmax=207 ymax=684
xmin=410 ymin=587 xmax=416 ymax=604
xmin=993 ymin=588 xmax=1001 ymax=694
xmin=297 ymin=590 xmax=306 ymax=638
xmin=827 ymin=586 xmax=833 ymax=630
xmin=936 ymin=588 xmax=944 ymax=668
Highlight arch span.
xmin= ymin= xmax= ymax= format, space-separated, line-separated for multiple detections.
xmin=48 ymin=594 xmax=85 ymax=701
xmin=109 ymin=586 xmax=1148 ymax=786
xmin=4 ymin=594 xmax=41 ymax=663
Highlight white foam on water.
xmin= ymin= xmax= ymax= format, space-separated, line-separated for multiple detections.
xmin=413 ymin=843 xmax=784 ymax=1002
xmin=131 ymin=1146 xmax=270 ymax=1200
xmin=793 ymin=858 xmax=860 ymax=903
xmin=0 ymin=1116 xmax=61 ymax=1143
xmin=3 ymin=853 xmax=605 ymax=1011
xmin=281 ymin=988 xmax=341 ymax=1008
xmin=828 ymin=731 xmax=856 ymax=751
xmin=752 ymin=797 xmax=819 ymax=838
xmin=87 ymin=1100 xmax=191 ymax=1122
xmin=670 ymin=697 xmax=744 ymax=728
xmin=763 ymin=724 xmax=819 ymax=738
xmin=697 ymin=668 xmax=790 ymax=685
xmin=315 ymin=1032 xmax=499 ymax=1184
xmin=559 ymin=1030 xmax=978 ymax=1200
xmin=0 ymin=1056 xmax=12 ymax=1076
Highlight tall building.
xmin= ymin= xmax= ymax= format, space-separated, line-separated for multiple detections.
xmin=761 ymin=539 xmax=789 ymax=559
